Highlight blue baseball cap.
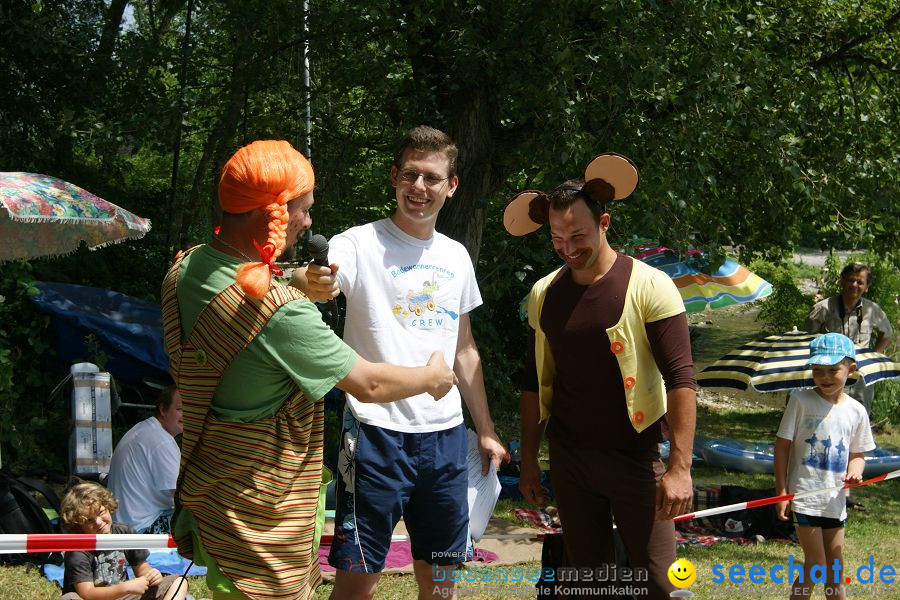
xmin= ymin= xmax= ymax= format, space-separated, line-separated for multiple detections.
xmin=807 ymin=333 xmax=856 ymax=366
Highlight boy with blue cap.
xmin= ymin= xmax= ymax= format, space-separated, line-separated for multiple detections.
xmin=774 ymin=332 xmax=875 ymax=599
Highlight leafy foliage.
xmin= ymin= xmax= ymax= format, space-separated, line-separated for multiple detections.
xmin=872 ymin=381 xmax=900 ymax=426
xmin=0 ymin=263 xmax=68 ymax=470
xmin=747 ymin=259 xmax=814 ymax=335
xmin=1 ymin=0 xmax=899 ymax=463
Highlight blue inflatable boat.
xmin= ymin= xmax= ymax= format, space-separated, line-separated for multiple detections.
xmin=697 ymin=437 xmax=900 ymax=477
xmin=862 ymin=447 xmax=900 ymax=477
xmin=699 ymin=439 xmax=776 ymax=474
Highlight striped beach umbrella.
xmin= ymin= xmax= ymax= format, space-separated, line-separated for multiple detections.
xmin=697 ymin=330 xmax=900 ymax=393
xmin=626 ymin=238 xmax=772 ymax=313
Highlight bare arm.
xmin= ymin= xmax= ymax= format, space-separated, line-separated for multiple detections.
xmin=132 ymin=561 xmax=163 ymax=587
xmin=519 ymin=390 xmax=548 ymax=506
xmin=336 ymin=351 xmax=457 ymax=404
xmin=656 ymin=387 xmax=695 ymax=520
xmin=774 ymin=436 xmax=792 ymax=521
xmin=74 ymin=574 xmax=150 ymax=600
xmin=454 ymin=314 xmax=505 ymax=474
xmin=844 ymin=451 xmax=866 ymax=484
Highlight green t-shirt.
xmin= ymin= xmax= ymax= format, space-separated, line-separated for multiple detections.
xmin=177 ymin=245 xmax=356 ymax=422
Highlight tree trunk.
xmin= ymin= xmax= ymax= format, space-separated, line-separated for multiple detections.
xmin=437 ymin=86 xmax=496 ymax=263
xmin=437 ymin=87 xmax=498 ymax=265
xmin=177 ymin=40 xmax=252 ymax=248
xmin=96 ymin=0 xmax=129 ymax=66
xmin=406 ymin=3 xmax=506 ymax=266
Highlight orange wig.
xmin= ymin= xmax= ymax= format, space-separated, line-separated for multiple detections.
xmin=218 ymin=140 xmax=314 ymax=300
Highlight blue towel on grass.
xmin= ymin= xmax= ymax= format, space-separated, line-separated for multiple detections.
xmin=42 ymin=548 xmax=206 ymax=588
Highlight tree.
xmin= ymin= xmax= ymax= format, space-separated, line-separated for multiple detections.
xmin=1 ymin=0 xmax=897 ymax=465
xmin=308 ymin=0 xmax=899 ymax=264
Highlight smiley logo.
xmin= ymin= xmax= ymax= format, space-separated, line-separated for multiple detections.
xmin=667 ymin=558 xmax=696 ymax=588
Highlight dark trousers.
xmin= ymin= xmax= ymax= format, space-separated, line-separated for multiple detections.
xmin=549 ymin=439 xmax=676 ymax=600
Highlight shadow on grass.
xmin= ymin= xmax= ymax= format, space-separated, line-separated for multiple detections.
xmin=691 ymin=462 xmax=774 ymax=488
xmin=697 ymin=404 xmax=783 ymax=442
xmin=690 ymin=305 xmax=765 ymax=369
xmin=850 ymin=480 xmax=900 ymax=526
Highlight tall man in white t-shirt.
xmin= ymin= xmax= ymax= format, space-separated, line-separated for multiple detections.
xmin=293 ymin=125 xmax=505 ymax=600
xmin=107 ymin=386 xmax=182 ymax=534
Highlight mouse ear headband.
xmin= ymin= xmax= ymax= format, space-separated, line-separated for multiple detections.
xmin=502 ymin=152 xmax=639 ymax=236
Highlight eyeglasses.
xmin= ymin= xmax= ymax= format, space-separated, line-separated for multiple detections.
xmin=397 ymin=169 xmax=450 ymax=187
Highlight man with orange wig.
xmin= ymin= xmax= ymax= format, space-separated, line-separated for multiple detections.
xmin=161 ymin=140 xmax=457 ymax=600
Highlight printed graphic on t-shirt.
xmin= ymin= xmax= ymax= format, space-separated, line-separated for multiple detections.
xmin=93 ymin=550 xmax=128 ymax=586
xmin=390 ymin=265 xmax=459 ymax=328
xmin=801 ymin=423 xmax=849 ymax=474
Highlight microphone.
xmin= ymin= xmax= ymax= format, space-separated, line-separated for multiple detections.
xmin=305 ymin=234 xmax=338 ymax=328
xmin=306 ymin=234 xmax=329 ymax=267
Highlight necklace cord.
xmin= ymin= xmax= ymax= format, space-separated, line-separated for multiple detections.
xmin=215 ymin=237 xmax=284 ymax=276
xmin=214 ymin=236 xmax=255 ymax=263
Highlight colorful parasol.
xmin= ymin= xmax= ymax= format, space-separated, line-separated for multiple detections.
xmin=0 ymin=172 xmax=151 ymax=262
xmin=623 ymin=237 xmax=772 ymax=313
xmin=697 ymin=330 xmax=900 ymax=393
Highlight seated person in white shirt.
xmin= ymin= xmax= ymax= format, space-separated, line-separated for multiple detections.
xmin=107 ymin=386 xmax=182 ymax=534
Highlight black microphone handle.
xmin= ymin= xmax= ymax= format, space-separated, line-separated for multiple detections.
xmin=307 ymin=234 xmax=330 ymax=267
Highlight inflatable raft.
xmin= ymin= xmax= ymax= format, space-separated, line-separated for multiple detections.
xmin=862 ymin=447 xmax=900 ymax=477
xmin=699 ymin=439 xmax=776 ymax=474
xmin=696 ymin=437 xmax=900 ymax=477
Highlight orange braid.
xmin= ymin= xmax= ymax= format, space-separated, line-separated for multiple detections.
xmin=219 ymin=140 xmax=314 ymax=300
xmin=235 ymin=202 xmax=290 ymax=299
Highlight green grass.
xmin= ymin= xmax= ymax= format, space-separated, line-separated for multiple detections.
xmin=698 ymin=403 xmax=783 ymax=441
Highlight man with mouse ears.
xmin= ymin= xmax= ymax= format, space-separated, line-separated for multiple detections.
xmin=292 ymin=125 xmax=506 ymax=600
xmin=504 ymin=153 xmax=696 ymax=599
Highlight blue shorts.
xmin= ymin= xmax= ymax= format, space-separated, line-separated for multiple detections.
xmin=793 ymin=512 xmax=846 ymax=529
xmin=328 ymin=410 xmax=472 ymax=572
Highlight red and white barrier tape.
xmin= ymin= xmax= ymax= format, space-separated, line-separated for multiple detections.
xmin=2 ymin=469 xmax=895 ymax=554
xmin=674 ymin=468 xmax=900 ymax=522
xmin=0 ymin=531 xmax=547 ymax=554
xmin=0 ymin=533 xmax=177 ymax=554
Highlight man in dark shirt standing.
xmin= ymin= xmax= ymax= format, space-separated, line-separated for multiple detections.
xmin=506 ymin=154 xmax=696 ymax=599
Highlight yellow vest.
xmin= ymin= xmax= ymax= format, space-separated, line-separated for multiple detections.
xmin=527 ymin=257 xmax=685 ymax=433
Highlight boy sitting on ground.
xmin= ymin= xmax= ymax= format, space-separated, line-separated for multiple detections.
xmin=59 ymin=482 xmax=188 ymax=600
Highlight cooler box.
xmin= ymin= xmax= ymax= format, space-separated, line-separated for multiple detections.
xmin=68 ymin=363 xmax=113 ymax=477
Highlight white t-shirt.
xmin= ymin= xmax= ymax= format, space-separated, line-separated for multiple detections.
xmin=330 ymin=218 xmax=482 ymax=432
xmin=107 ymin=416 xmax=180 ymax=531
xmin=776 ymin=389 xmax=875 ymax=520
